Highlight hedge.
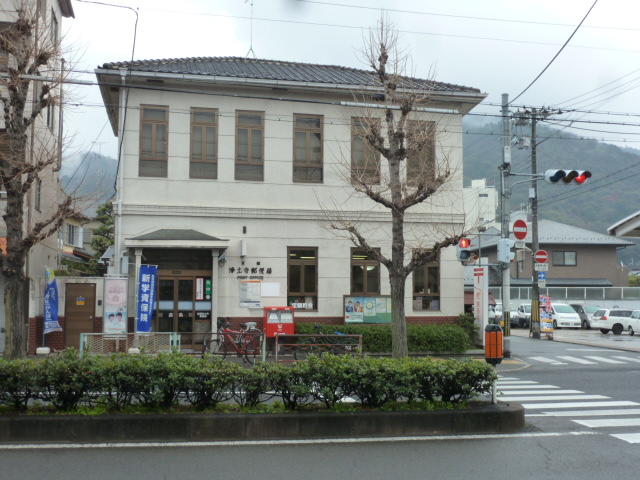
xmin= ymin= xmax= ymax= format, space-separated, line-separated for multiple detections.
xmin=0 ymin=351 xmax=495 ymax=412
xmin=295 ymin=323 xmax=471 ymax=353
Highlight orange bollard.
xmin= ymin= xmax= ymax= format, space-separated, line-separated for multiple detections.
xmin=485 ymin=324 xmax=503 ymax=366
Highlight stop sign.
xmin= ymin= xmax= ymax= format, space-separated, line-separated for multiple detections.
xmin=535 ymin=250 xmax=549 ymax=263
xmin=513 ymin=219 xmax=528 ymax=240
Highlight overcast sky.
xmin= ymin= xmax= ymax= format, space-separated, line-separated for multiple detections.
xmin=62 ymin=0 xmax=640 ymax=160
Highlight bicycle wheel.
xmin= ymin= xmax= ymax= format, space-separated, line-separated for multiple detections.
xmin=243 ymin=331 xmax=261 ymax=365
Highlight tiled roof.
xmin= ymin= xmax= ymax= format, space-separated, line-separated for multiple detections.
xmin=99 ymin=56 xmax=482 ymax=94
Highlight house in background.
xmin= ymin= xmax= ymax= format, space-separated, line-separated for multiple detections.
xmin=463 ymin=179 xmax=497 ymax=228
xmin=93 ymin=56 xmax=486 ymax=350
xmin=0 ymin=0 xmax=74 ymax=355
xmin=465 ymin=212 xmax=634 ymax=309
xmin=59 ymin=214 xmax=98 ymax=268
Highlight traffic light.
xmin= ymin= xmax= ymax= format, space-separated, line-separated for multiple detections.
xmin=457 ymin=237 xmax=471 ymax=263
xmin=497 ymin=238 xmax=515 ymax=263
xmin=544 ymin=169 xmax=592 ymax=184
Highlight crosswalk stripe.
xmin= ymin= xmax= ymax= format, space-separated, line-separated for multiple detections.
xmin=499 ymin=394 xmax=608 ymax=402
xmin=497 ymin=385 xmax=559 ymax=390
xmin=529 ymin=356 xmax=567 ymax=365
xmin=496 ymin=381 xmax=538 ymax=385
xmin=612 ymin=356 xmax=640 ymax=363
xmin=498 ymin=390 xmax=583 ymax=395
xmin=556 ymin=356 xmax=596 ymax=365
xmin=584 ymin=356 xmax=625 ymax=364
xmin=610 ymin=433 xmax=640 ymax=444
xmin=522 ymin=401 xmax=639 ymax=409
xmin=497 ymin=377 xmax=520 ymax=380
xmin=533 ymin=409 xmax=640 ymax=417
xmin=573 ymin=418 xmax=640 ymax=428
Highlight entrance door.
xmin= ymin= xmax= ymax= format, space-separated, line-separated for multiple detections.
xmin=156 ymin=274 xmax=211 ymax=350
xmin=65 ymin=283 xmax=96 ymax=349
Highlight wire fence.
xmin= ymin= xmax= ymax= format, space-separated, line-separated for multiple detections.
xmin=79 ymin=332 xmax=180 ymax=356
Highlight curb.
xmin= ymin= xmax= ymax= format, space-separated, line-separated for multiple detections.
xmin=0 ymin=403 xmax=524 ymax=443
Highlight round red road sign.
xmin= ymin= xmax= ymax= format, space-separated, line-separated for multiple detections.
xmin=535 ymin=250 xmax=549 ymax=263
xmin=513 ymin=219 xmax=528 ymax=240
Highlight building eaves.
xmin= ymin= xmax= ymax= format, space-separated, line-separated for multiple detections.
xmin=58 ymin=0 xmax=74 ymax=18
xmin=129 ymin=229 xmax=225 ymax=242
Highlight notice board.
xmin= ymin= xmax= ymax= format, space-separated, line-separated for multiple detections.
xmin=344 ymin=295 xmax=392 ymax=324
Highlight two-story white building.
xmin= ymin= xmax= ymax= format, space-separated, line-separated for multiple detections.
xmin=95 ymin=56 xmax=485 ymax=348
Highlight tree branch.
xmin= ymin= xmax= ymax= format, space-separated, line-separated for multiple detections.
xmin=404 ymin=233 xmax=465 ymax=277
xmin=329 ymin=219 xmax=392 ymax=270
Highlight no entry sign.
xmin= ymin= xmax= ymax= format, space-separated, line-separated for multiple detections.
xmin=513 ymin=219 xmax=528 ymax=240
xmin=535 ymin=250 xmax=549 ymax=263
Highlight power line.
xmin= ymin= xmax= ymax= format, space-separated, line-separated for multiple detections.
xmin=298 ymin=0 xmax=640 ymax=33
xmin=511 ymin=0 xmax=599 ymax=103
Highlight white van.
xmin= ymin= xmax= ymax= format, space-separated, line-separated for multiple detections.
xmin=549 ymin=303 xmax=581 ymax=329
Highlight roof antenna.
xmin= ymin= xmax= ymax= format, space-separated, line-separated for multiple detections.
xmin=245 ymin=0 xmax=256 ymax=58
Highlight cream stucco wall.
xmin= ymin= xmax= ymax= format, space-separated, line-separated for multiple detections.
xmin=113 ymin=80 xmax=469 ymax=321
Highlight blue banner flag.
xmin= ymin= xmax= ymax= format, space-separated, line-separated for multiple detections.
xmin=136 ymin=264 xmax=158 ymax=332
xmin=43 ymin=268 xmax=61 ymax=334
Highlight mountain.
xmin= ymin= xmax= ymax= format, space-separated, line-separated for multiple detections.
xmin=463 ymin=120 xmax=640 ymax=265
xmin=60 ymin=152 xmax=117 ymax=216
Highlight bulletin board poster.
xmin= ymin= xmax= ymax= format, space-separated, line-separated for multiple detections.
xmin=539 ymin=295 xmax=554 ymax=334
xmin=344 ymin=295 xmax=392 ymax=324
xmin=240 ymin=280 xmax=262 ymax=308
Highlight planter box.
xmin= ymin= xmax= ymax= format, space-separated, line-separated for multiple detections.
xmin=0 ymin=403 xmax=524 ymax=443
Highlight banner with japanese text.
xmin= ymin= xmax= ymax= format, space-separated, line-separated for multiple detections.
xmin=136 ymin=265 xmax=157 ymax=332
xmin=43 ymin=268 xmax=61 ymax=334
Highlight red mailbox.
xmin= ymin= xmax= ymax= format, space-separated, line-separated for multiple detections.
xmin=263 ymin=306 xmax=296 ymax=338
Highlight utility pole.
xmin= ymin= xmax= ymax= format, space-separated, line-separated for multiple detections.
xmin=500 ymin=94 xmax=512 ymax=355
xmin=530 ymin=110 xmax=541 ymax=339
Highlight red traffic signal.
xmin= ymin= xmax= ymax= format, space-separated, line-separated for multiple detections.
xmin=544 ymin=169 xmax=592 ymax=185
xmin=459 ymin=237 xmax=471 ymax=248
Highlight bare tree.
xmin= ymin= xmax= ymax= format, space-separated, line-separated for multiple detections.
xmin=0 ymin=3 xmax=74 ymax=358
xmin=330 ymin=20 xmax=467 ymax=358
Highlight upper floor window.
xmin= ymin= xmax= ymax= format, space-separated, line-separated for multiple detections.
xmin=235 ymin=111 xmax=264 ymax=181
xmin=139 ymin=105 xmax=168 ymax=177
xmin=190 ymin=108 xmax=218 ymax=179
xmin=552 ymin=251 xmax=577 ymax=266
xmin=66 ymin=224 xmax=82 ymax=248
xmin=412 ymin=250 xmax=440 ymax=311
xmin=46 ymin=101 xmax=54 ymax=131
xmin=293 ymin=114 xmax=323 ymax=183
xmin=351 ymin=118 xmax=380 ymax=184
xmin=351 ymin=248 xmax=380 ymax=295
xmin=406 ymin=120 xmax=436 ymax=187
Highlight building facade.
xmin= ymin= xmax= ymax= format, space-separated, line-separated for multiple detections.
xmin=0 ymin=0 xmax=74 ymax=354
xmin=96 ymin=57 xmax=485 ymax=347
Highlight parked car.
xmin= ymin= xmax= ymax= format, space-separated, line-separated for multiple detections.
xmin=515 ymin=304 xmax=531 ymax=328
xmin=591 ymin=308 xmax=633 ymax=335
xmin=548 ymin=303 xmax=582 ymax=329
xmin=627 ymin=310 xmax=640 ymax=336
xmin=570 ymin=304 xmax=602 ymax=329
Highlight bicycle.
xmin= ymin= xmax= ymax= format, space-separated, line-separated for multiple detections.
xmin=203 ymin=320 xmax=263 ymax=365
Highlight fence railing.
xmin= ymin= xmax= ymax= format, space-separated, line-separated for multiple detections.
xmin=489 ymin=286 xmax=640 ymax=302
xmin=79 ymin=333 xmax=180 ymax=356
xmin=273 ymin=333 xmax=363 ymax=363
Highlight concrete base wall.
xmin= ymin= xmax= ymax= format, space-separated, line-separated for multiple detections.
xmin=0 ymin=403 xmax=524 ymax=443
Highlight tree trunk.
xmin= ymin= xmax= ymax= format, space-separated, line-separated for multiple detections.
xmin=4 ymin=275 xmax=27 ymax=358
xmin=390 ymin=271 xmax=408 ymax=357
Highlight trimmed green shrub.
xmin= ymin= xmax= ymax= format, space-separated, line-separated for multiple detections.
xmin=0 ymin=352 xmax=496 ymax=413
xmin=454 ymin=313 xmax=477 ymax=345
xmin=295 ymin=323 xmax=470 ymax=353
xmin=0 ymin=358 xmax=38 ymax=410
xmin=36 ymin=349 xmax=98 ymax=411
xmin=183 ymin=357 xmax=241 ymax=409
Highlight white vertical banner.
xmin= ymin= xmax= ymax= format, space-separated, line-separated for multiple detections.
xmin=103 ymin=277 xmax=128 ymax=334
xmin=473 ymin=258 xmax=489 ymax=346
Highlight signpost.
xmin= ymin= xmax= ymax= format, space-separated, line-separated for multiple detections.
xmin=537 ymin=271 xmax=547 ymax=288
xmin=534 ymin=250 xmax=548 ymax=263
xmin=513 ymin=219 xmax=528 ymax=240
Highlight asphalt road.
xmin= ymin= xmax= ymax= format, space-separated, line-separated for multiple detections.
xmin=3 ymin=335 xmax=640 ymax=480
